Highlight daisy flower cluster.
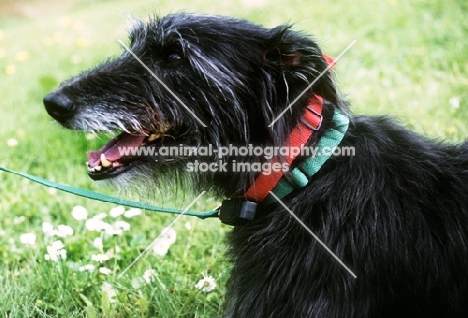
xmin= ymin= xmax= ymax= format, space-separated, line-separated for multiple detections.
xmin=41 ymin=205 xmax=142 ymax=275
xmin=15 ymin=203 xmax=218 ymax=300
xmin=17 ymin=205 xmax=144 ymax=273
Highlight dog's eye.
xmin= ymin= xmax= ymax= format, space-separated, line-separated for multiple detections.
xmin=166 ymin=52 xmax=183 ymax=63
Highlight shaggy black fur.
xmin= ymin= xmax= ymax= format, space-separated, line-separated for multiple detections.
xmin=44 ymin=13 xmax=468 ymax=318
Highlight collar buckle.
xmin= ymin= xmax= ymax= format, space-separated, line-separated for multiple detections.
xmin=306 ymin=105 xmax=323 ymax=131
xmin=219 ymin=199 xmax=258 ymax=226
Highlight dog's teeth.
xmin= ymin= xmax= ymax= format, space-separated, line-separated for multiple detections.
xmin=94 ymin=165 xmax=102 ymax=171
xmin=100 ymin=153 xmax=112 ymax=167
xmin=147 ymin=133 xmax=159 ymax=142
xmin=89 ymin=167 xmax=95 ymax=172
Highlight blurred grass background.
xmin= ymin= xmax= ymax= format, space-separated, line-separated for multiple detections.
xmin=0 ymin=0 xmax=467 ymax=316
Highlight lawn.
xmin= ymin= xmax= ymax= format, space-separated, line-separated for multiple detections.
xmin=0 ymin=0 xmax=467 ymax=317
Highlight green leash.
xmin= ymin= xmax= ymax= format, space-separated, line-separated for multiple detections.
xmin=0 ymin=165 xmax=219 ymax=219
xmin=0 ymin=109 xmax=348 ymax=220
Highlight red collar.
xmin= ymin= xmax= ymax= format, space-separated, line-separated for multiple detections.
xmin=242 ymin=94 xmax=324 ymax=202
xmin=241 ymin=53 xmax=334 ymax=202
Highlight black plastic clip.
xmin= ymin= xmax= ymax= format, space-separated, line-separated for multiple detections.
xmin=218 ymin=200 xmax=257 ymax=226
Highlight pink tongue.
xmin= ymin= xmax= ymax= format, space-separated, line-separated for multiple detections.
xmin=87 ymin=133 xmax=147 ymax=168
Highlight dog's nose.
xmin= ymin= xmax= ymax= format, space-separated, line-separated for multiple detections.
xmin=43 ymin=91 xmax=75 ymax=119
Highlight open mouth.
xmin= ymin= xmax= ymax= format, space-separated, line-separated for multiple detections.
xmin=87 ymin=127 xmax=173 ymax=180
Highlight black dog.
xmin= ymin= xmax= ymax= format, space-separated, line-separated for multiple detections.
xmin=44 ymin=13 xmax=468 ymax=317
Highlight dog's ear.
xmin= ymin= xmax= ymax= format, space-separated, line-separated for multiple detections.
xmin=262 ymin=25 xmax=338 ymax=104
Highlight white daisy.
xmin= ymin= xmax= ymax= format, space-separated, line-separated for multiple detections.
xmin=143 ymin=269 xmax=158 ymax=283
xmin=42 ymin=221 xmax=54 ymax=235
xmin=71 ymin=205 xmax=88 ymax=220
xmin=152 ymin=237 xmax=171 ymax=256
xmin=99 ymin=267 xmax=112 ymax=275
xmin=7 ymin=138 xmax=18 ymax=147
xmin=124 ymin=208 xmax=142 ymax=218
xmin=160 ymin=227 xmax=176 ymax=244
xmin=91 ymin=253 xmax=110 ymax=263
xmin=44 ymin=240 xmax=66 ymax=262
xmin=19 ymin=232 xmax=36 ymax=246
xmin=195 ymin=274 xmax=217 ymax=292
xmin=79 ymin=264 xmax=96 ymax=272
xmin=102 ymin=282 xmax=117 ymax=302
xmin=56 ymin=224 xmax=74 ymax=237
xmin=86 ymin=217 xmax=113 ymax=233
xmin=104 ymin=227 xmax=123 ymax=236
xmin=449 ymin=96 xmax=460 ymax=109
xmin=114 ymin=220 xmax=131 ymax=232
xmin=92 ymin=237 xmax=103 ymax=250
xmin=109 ymin=206 xmax=125 ymax=218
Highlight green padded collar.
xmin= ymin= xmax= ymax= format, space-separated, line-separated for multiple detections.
xmin=263 ymin=108 xmax=350 ymax=205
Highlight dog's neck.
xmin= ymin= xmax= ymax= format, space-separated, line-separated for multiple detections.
xmin=240 ymin=53 xmax=337 ymax=202
xmin=217 ymin=53 xmax=347 ymax=226
xmin=219 ymin=95 xmax=350 ymax=226
xmin=241 ymin=94 xmax=324 ymax=202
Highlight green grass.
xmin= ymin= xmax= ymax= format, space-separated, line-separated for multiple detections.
xmin=0 ymin=0 xmax=467 ymax=316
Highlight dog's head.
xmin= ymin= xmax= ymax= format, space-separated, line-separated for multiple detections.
xmin=43 ymin=13 xmax=343 ymax=196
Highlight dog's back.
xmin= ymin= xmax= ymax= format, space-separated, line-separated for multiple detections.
xmin=227 ymin=114 xmax=468 ymax=317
